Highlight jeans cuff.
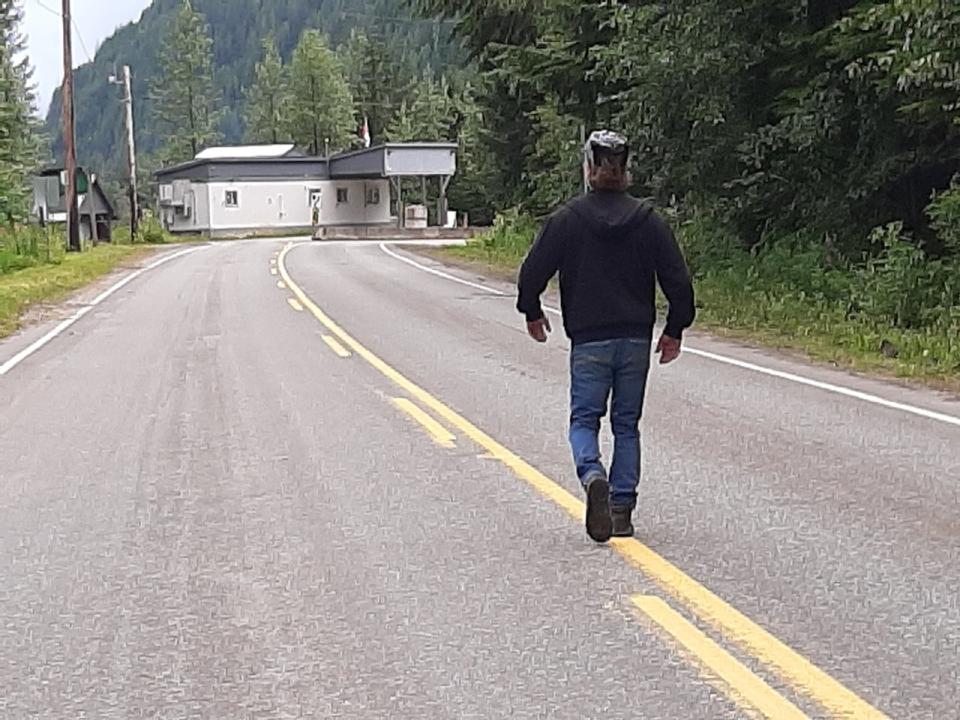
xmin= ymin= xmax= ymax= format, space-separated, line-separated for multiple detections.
xmin=578 ymin=468 xmax=606 ymax=486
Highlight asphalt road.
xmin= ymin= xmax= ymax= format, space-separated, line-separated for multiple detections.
xmin=0 ymin=238 xmax=958 ymax=719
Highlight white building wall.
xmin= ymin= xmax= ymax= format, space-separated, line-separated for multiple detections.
xmin=160 ymin=178 xmax=392 ymax=234
xmin=206 ymin=180 xmax=320 ymax=231
xmin=320 ymin=179 xmax=391 ymax=226
xmin=195 ymin=185 xmax=211 ymax=230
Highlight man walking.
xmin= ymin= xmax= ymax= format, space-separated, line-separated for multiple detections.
xmin=517 ymin=130 xmax=696 ymax=543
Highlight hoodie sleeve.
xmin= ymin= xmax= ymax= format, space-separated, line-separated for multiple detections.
xmin=517 ymin=214 xmax=563 ymax=322
xmin=650 ymin=214 xmax=696 ymax=340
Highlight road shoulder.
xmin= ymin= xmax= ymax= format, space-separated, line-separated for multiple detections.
xmin=0 ymin=245 xmax=190 ymax=370
xmin=408 ymin=244 xmax=960 ymax=403
xmin=403 ymin=244 xmax=960 ymax=416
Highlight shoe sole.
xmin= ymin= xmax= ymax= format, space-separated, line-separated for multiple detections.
xmin=585 ymin=477 xmax=613 ymax=543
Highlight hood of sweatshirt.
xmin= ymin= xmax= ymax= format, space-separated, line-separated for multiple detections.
xmin=566 ymin=191 xmax=653 ymax=241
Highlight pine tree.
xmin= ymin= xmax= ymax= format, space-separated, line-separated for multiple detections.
xmin=285 ymin=30 xmax=354 ymax=155
xmin=386 ymin=99 xmax=416 ymax=143
xmin=151 ymin=0 xmax=220 ymax=162
xmin=0 ymin=0 xmax=40 ymax=224
xmin=339 ymin=29 xmax=417 ymax=144
xmin=447 ymin=83 xmax=500 ymax=225
xmin=386 ymin=76 xmax=455 ymax=142
xmin=525 ymin=98 xmax=582 ymax=215
xmin=244 ymin=34 xmax=287 ymax=144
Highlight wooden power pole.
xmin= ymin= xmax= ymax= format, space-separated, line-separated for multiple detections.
xmin=61 ymin=0 xmax=80 ymax=252
xmin=121 ymin=66 xmax=139 ymax=237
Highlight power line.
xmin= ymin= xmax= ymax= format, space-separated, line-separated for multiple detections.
xmin=71 ymin=19 xmax=92 ymax=62
xmin=30 ymin=0 xmax=92 ymax=63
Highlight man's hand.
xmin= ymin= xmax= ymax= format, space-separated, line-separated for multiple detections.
xmin=656 ymin=334 xmax=682 ymax=365
xmin=527 ymin=315 xmax=552 ymax=343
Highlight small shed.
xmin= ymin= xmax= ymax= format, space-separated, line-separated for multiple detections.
xmin=32 ymin=167 xmax=117 ymax=243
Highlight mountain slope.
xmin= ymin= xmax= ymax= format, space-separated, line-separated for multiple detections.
xmin=44 ymin=0 xmax=460 ymax=178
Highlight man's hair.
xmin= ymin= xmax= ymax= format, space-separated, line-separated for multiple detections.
xmin=588 ymin=154 xmax=630 ymax=192
xmin=584 ymin=130 xmax=630 ymax=192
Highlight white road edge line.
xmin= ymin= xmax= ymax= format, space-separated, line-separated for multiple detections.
xmin=379 ymin=242 xmax=507 ymax=296
xmin=0 ymin=246 xmax=200 ymax=377
xmin=377 ymin=242 xmax=960 ymax=429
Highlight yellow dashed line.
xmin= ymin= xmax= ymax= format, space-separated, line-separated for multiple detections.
xmin=287 ymin=298 xmax=303 ymax=312
xmin=322 ymin=334 xmax=351 ymax=358
xmin=391 ymin=397 xmax=456 ymax=448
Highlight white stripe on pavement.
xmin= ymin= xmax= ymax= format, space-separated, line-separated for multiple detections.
xmin=380 ymin=242 xmax=508 ymax=296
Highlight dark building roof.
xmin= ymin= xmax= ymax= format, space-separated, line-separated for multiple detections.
xmin=154 ymin=156 xmax=331 ymax=183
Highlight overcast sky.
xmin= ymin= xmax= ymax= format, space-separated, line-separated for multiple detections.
xmin=22 ymin=0 xmax=153 ymax=115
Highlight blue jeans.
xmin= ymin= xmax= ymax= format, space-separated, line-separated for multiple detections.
xmin=569 ymin=338 xmax=652 ymax=510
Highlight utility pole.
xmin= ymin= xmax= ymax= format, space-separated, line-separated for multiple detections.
xmin=61 ymin=0 xmax=80 ymax=251
xmin=112 ymin=66 xmax=139 ymax=237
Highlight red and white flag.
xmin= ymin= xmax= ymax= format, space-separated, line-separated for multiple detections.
xmin=359 ymin=115 xmax=371 ymax=148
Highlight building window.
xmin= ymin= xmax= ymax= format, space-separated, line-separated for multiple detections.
xmin=365 ymin=187 xmax=381 ymax=206
xmin=336 ymin=188 xmax=349 ymax=204
xmin=224 ymin=190 xmax=239 ymax=207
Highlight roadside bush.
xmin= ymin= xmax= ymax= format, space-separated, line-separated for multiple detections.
xmin=928 ymin=183 xmax=960 ymax=255
xmin=0 ymin=226 xmax=62 ymax=274
xmin=679 ymin=211 xmax=854 ymax=307
xmin=473 ymin=208 xmax=537 ymax=264
xmin=112 ymin=226 xmax=134 ymax=245
xmin=675 ymin=212 xmax=743 ymax=277
xmin=115 ymin=216 xmax=173 ymax=246
xmin=0 ymin=250 xmax=37 ymax=274
xmin=136 ymin=216 xmax=171 ymax=245
xmin=854 ymin=221 xmax=960 ymax=330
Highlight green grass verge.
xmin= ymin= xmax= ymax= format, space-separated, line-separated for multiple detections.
xmin=431 ymin=238 xmax=960 ymax=394
xmin=0 ymin=244 xmax=150 ymax=339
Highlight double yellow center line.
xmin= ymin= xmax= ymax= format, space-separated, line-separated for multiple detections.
xmin=277 ymin=242 xmax=887 ymax=720
xmin=633 ymin=595 xmax=809 ymax=719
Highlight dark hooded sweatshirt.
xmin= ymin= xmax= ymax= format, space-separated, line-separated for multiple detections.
xmin=517 ymin=191 xmax=696 ymax=345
